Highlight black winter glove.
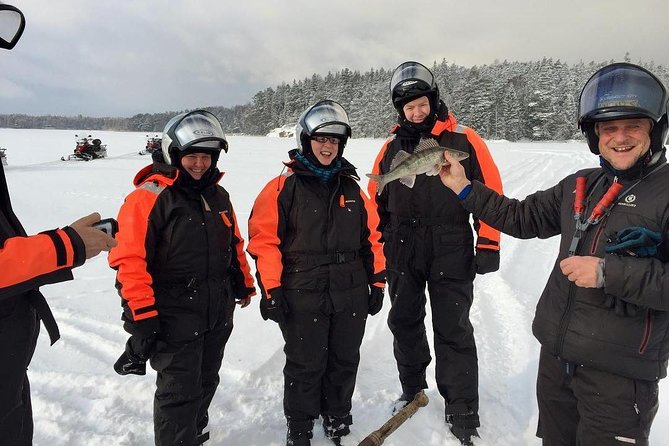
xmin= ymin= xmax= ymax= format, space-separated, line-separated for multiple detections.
xmin=113 ymin=336 xmax=155 ymax=376
xmin=604 ymin=294 xmax=640 ymax=317
xmin=115 ymin=316 xmax=160 ymax=376
xmin=260 ymin=287 xmax=289 ymax=324
xmin=114 ymin=348 xmax=146 ymax=376
xmin=475 ymin=249 xmax=500 ymax=275
xmin=368 ymin=286 xmax=384 ymax=316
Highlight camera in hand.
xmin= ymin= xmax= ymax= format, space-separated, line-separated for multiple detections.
xmin=93 ymin=218 xmax=118 ymax=237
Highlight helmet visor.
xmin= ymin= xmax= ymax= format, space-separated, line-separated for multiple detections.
xmin=0 ymin=3 xmax=26 ymax=50
xmin=301 ymin=100 xmax=351 ymax=137
xmin=579 ymin=63 xmax=668 ymax=124
xmin=390 ymin=61 xmax=435 ymax=98
xmin=166 ymin=110 xmax=227 ymax=152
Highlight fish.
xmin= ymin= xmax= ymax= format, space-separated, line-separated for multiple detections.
xmin=366 ymin=138 xmax=469 ymax=194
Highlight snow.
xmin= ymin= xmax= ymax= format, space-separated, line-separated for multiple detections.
xmin=1 ymin=128 xmax=667 ymax=446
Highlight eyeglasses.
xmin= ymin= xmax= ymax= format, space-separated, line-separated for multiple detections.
xmin=311 ymin=136 xmax=340 ymax=144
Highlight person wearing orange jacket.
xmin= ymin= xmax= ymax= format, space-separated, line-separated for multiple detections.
xmin=109 ymin=110 xmax=255 ymax=446
xmin=0 ymin=5 xmax=117 ymax=445
xmin=368 ymin=62 xmax=503 ymax=446
xmin=248 ymin=100 xmax=386 ymax=446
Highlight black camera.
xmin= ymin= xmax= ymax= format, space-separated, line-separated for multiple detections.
xmin=93 ymin=218 xmax=118 ymax=237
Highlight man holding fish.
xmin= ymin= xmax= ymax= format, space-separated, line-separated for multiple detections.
xmin=367 ymin=61 xmax=503 ymax=446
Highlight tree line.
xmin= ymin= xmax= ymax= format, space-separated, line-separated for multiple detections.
xmin=2 ymin=57 xmax=667 ymax=141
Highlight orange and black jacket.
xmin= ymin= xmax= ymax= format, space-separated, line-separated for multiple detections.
xmin=108 ymin=164 xmax=255 ymax=340
xmin=368 ymin=112 xmax=503 ymax=276
xmin=248 ymin=151 xmax=385 ymax=300
xmin=0 ymin=163 xmax=85 ymax=343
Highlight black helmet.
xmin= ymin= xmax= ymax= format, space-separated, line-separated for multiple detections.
xmin=295 ymin=100 xmax=351 ymax=157
xmin=390 ymin=61 xmax=440 ymax=114
xmin=578 ymin=62 xmax=669 ymax=154
xmin=0 ymin=3 xmax=25 ymax=50
xmin=161 ymin=110 xmax=228 ymax=166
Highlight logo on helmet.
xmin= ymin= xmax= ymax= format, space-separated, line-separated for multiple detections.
xmin=598 ymin=95 xmax=640 ymax=109
xmin=193 ymin=129 xmax=214 ymax=136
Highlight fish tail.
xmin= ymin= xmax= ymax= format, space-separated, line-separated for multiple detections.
xmin=365 ymin=173 xmax=387 ymax=195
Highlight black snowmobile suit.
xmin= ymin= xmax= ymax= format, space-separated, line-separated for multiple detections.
xmin=109 ymin=163 xmax=255 ymax=446
xmin=248 ymin=151 xmax=385 ymax=433
xmin=0 ymin=157 xmax=86 ymax=445
xmin=368 ymin=114 xmax=502 ymax=428
xmin=460 ymin=153 xmax=669 ymax=381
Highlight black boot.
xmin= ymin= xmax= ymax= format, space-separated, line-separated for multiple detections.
xmin=286 ymin=418 xmax=313 ymax=446
xmin=195 ymin=431 xmax=209 ymax=445
xmin=391 ymin=388 xmax=421 ymax=414
xmin=446 ymin=410 xmax=480 ymax=446
xmin=322 ymin=414 xmax=352 ymax=445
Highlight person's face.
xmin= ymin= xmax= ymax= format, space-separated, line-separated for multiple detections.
xmin=180 ymin=152 xmax=212 ymax=179
xmin=310 ymin=136 xmax=340 ymax=166
xmin=402 ymin=96 xmax=431 ymax=124
xmin=596 ymin=118 xmax=652 ymax=170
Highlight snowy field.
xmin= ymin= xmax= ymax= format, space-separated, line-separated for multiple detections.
xmin=1 ymin=128 xmax=667 ymax=446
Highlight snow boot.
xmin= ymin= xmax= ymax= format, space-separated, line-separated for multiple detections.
xmin=322 ymin=414 xmax=352 ymax=445
xmin=195 ymin=431 xmax=209 ymax=445
xmin=391 ymin=390 xmax=420 ymax=414
xmin=286 ymin=418 xmax=314 ymax=446
xmin=446 ymin=410 xmax=480 ymax=446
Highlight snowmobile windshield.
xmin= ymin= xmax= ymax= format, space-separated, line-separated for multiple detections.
xmin=579 ymin=63 xmax=668 ymax=125
xmin=163 ymin=110 xmax=228 ymax=156
xmin=0 ymin=3 xmax=25 ymax=50
xmin=390 ymin=61 xmax=436 ymax=100
xmin=300 ymin=100 xmax=351 ymax=138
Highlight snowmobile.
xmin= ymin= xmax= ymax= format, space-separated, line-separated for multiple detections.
xmin=61 ymin=134 xmax=108 ymax=161
xmin=0 ymin=147 xmax=7 ymax=166
xmin=139 ymin=134 xmax=161 ymax=156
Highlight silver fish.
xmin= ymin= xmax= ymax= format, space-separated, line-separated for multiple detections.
xmin=366 ymin=138 xmax=469 ymax=194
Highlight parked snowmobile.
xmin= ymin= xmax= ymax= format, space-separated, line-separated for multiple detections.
xmin=139 ymin=134 xmax=161 ymax=156
xmin=0 ymin=147 xmax=7 ymax=166
xmin=61 ymin=134 xmax=107 ymax=161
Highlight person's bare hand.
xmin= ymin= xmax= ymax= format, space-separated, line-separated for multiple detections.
xmin=69 ymin=212 xmax=117 ymax=259
xmin=559 ymin=256 xmax=602 ymax=288
xmin=439 ymin=151 xmax=471 ymax=194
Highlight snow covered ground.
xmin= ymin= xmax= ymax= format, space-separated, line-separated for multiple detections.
xmin=1 ymin=128 xmax=667 ymax=446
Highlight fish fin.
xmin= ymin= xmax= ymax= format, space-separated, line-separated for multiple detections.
xmin=415 ymin=138 xmax=440 ymax=153
xmin=399 ymin=175 xmax=416 ymax=188
xmin=389 ymin=150 xmax=412 ymax=171
xmin=425 ymin=164 xmax=442 ymax=176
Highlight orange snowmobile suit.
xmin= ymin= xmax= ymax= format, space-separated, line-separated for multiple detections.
xmin=109 ymin=164 xmax=255 ymax=326
xmin=247 ymin=153 xmax=385 ymax=426
xmin=1 ymin=156 xmax=86 ymax=443
xmin=367 ymin=111 xmax=503 ymax=429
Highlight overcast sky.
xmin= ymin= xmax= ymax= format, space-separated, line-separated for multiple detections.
xmin=2 ymin=0 xmax=668 ymax=118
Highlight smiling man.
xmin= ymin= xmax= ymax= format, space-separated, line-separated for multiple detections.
xmin=438 ymin=62 xmax=669 ymax=445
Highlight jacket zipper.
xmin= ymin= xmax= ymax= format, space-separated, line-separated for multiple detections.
xmin=589 ymin=216 xmax=608 ymax=254
xmin=555 ymin=283 xmax=576 ymax=357
xmin=639 ymin=310 xmax=653 ymax=354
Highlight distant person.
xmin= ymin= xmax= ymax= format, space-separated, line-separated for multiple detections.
xmin=109 ymin=110 xmax=255 ymax=446
xmin=367 ymin=61 xmax=503 ymax=446
xmin=0 ymin=4 xmax=117 ymax=444
xmin=248 ymin=100 xmax=386 ymax=446
xmin=438 ymin=62 xmax=669 ymax=445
